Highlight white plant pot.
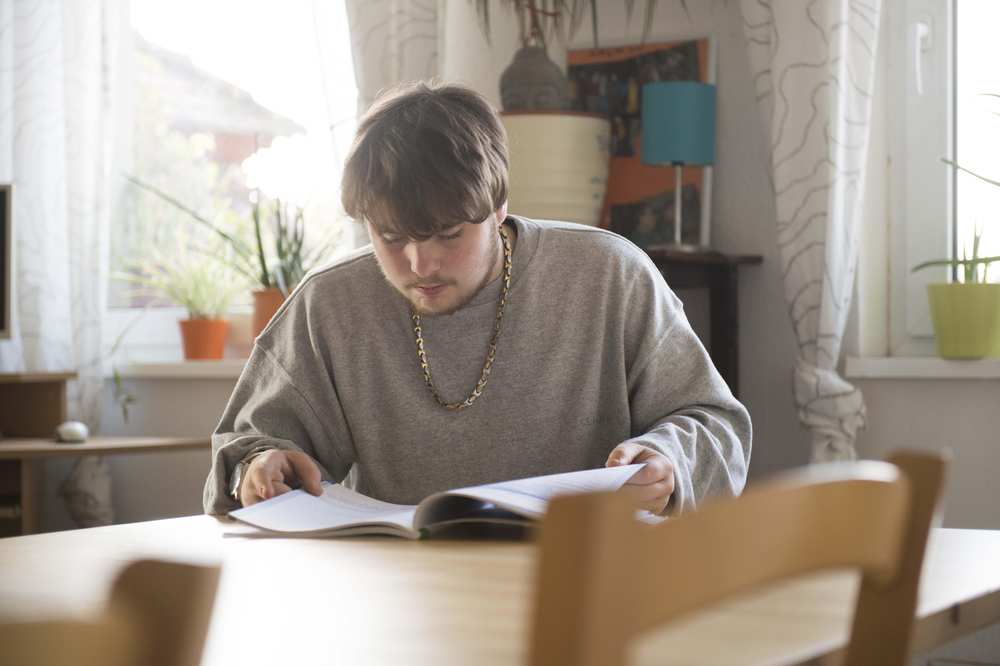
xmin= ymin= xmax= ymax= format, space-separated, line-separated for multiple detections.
xmin=501 ymin=112 xmax=611 ymax=227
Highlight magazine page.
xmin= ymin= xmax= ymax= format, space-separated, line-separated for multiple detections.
xmin=229 ymin=482 xmax=418 ymax=537
xmin=413 ymin=464 xmax=645 ymax=528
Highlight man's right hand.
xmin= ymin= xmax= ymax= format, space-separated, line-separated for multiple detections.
xmin=239 ymin=449 xmax=324 ymax=507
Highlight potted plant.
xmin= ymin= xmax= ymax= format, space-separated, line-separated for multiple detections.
xmin=472 ymin=1 xmax=681 ymax=226
xmin=912 ymin=162 xmax=1000 ymax=358
xmin=472 ymin=0 xmax=672 ymax=111
xmin=118 ymin=236 xmax=246 ymax=360
xmin=127 ymin=177 xmax=332 ymax=338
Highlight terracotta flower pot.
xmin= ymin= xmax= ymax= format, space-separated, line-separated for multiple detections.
xmin=252 ymin=288 xmax=286 ymax=339
xmin=179 ymin=319 xmax=229 ymax=360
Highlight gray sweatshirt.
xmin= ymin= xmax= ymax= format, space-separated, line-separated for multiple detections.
xmin=203 ymin=215 xmax=752 ymax=515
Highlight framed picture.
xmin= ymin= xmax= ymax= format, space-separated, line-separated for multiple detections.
xmin=568 ymin=37 xmax=716 ymax=248
xmin=0 ymin=184 xmax=10 ymax=340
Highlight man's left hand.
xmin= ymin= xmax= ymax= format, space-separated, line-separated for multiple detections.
xmin=605 ymin=443 xmax=675 ymax=514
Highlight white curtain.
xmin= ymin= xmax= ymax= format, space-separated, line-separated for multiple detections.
xmin=0 ymin=2 xmax=126 ymax=527
xmin=0 ymin=1 xmax=125 ymax=431
xmin=741 ymin=1 xmax=881 ymax=461
xmin=344 ymin=0 xmax=442 ymax=115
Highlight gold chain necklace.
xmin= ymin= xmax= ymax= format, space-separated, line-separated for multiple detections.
xmin=411 ymin=225 xmax=512 ymax=411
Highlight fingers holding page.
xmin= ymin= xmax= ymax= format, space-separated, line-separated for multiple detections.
xmin=286 ymin=450 xmax=323 ymax=496
xmin=239 ymin=449 xmax=315 ymax=506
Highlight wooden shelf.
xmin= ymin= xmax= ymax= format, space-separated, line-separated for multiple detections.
xmin=0 ymin=436 xmax=210 ymax=460
xmin=0 ymin=371 xmax=213 ymax=535
xmin=0 ymin=372 xmax=76 ymax=384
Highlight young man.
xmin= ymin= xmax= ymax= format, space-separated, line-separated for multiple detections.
xmin=203 ymin=81 xmax=751 ymax=516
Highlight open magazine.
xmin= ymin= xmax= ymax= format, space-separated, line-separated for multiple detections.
xmin=228 ymin=464 xmax=647 ymax=539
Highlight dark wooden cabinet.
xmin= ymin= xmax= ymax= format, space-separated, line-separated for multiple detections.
xmin=644 ymin=248 xmax=762 ymax=398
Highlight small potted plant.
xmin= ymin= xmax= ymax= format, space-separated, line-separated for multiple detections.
xmin=119 ymin=236 xmax=246 ymax=360
xmin=912 ymin=162 xmax=1000 ymax=359
xmin=127 ymin=177 xmax=332 ymax=338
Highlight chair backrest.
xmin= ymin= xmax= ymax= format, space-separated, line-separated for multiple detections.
xmin=528 ymin=451 xmax=946 ymax=666
xmin=0 ymin=559 xmax=221 ymax=666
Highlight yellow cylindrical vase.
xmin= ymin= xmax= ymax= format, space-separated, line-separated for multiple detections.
xmin=927 ymin=283 xmax=1000 ymax=358
xmin=501 ymin=112 xmax=610 ymax=226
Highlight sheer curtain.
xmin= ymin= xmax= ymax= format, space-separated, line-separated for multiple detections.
xmin=344 ymin=0 xmax=441 ymax=115
xmin=741 ymin=1 xmax=882 ymax=461
xmin=0 ymin=1 xmax=127 ymax=525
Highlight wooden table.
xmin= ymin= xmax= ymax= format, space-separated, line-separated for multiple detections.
xmin=0 ymin=518 xmax=997 ymax=665
xmin=644 ymin=249 xmax=762 ymax=397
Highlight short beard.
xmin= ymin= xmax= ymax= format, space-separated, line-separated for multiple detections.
xmin=381 ymin=226 xmax=504 ymax=318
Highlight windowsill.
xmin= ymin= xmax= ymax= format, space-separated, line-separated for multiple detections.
xmin=111 ymin=359 xmax=248 ymax=380
xmin=845 ymin=357 xmax=1000 ymax=379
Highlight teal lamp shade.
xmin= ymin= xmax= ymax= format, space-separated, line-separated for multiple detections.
xmin=641 ymin=82 xmax=716 ymax=166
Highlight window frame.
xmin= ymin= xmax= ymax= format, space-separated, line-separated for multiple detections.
xmin=104 ymin=1 xmax=361 ymax=366
xmin=887 ymin=0 xmax=956 ymax=357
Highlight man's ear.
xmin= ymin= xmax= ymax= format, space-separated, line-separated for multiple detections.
xmin=496 ymin=200 xmax=508 ymax=224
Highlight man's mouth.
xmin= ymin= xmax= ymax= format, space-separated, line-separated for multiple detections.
xmin=414 ymin=284 xmax=446 ymax=296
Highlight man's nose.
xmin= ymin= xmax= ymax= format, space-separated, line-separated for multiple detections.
xmin=403 ymin=241 xmax=441 ymax=278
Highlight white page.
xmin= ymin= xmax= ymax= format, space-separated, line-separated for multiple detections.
xmin=425 ymin=464 xmax=645 ymax=520
xmin=229 ymin=482 xmax=417 ymax=533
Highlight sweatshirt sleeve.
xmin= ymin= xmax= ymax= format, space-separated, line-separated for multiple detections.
xmin=619 ymin=254 xmax=753 ymax=514
xmin=202 ymin=343 xmax=356 ymax=515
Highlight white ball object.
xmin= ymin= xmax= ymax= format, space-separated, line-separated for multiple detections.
xmin=55 ymin=421 xmax=89 ymax=443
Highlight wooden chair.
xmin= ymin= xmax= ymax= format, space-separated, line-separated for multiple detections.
xmin=528 ymin=451 xmax=947 ymax=666
xmin=0 ymin=559 xmax=221 ymax=666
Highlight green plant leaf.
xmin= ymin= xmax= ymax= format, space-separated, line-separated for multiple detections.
xmin=588 ymin=0 xmax=598 ymax=47
xmin=126 ymin=175 xmax=256 ymax=265
xmin=470 ymin=0 xmax=665 ymax=50
xmin=912 ymin=255 xmax=1000 ymax=272
xmin=642 ymin=0 xmax=661 ymax=44
xmin=981 ymin=92 xmax=1000 ymax=117
xmin=941 ymin=158 xmax=1000 ymax=189
xmin=474 ymin=0 xmax=492 ymax=45
xmin=252 ymin=193 xmax=272 ymax=289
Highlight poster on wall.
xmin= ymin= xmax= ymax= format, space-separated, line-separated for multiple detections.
xmin=567 ymin=38 xmax=715 ymax=249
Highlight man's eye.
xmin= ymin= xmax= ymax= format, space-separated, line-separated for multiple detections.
xmin=381 ymin=236 xmax=403 ymax=245
xmin=439 ymin=231 xmax=462 ymax=241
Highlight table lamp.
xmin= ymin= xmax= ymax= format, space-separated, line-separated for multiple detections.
xmin=640 ymin=81 xmax=717 ymax=251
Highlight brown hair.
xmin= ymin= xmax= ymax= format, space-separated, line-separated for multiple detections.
xmin=341 ymin=80 xmax=509 ymax=240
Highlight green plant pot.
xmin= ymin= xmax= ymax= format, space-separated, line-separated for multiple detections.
xmin=927 ymin=283 xmax=1000 ymax=358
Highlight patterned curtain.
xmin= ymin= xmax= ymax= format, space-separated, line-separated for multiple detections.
xmin=0 ymin=2 xmax=127 ymax=527
xmin=344 ymin=0 xmax=441 ymax=115
xmin=741 ymin=1 xmax=882 ymax=461
xmin=0 ymin=1 xmax=125 ymax=430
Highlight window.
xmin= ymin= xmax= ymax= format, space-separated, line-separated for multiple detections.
xmin=107 ymin=0 xmax=358 ymax=362
xmin=889 ymin=0 xmax=1000 ymax=355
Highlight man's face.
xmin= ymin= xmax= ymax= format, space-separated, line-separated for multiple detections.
xmin=370 ymin=207 xmax=506 ymax=316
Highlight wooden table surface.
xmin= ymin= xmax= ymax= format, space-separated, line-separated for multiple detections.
xmin=0 ymin=517 xmax=997 ymax=665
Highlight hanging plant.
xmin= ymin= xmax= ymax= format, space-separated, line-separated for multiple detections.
xmin=471 ymin=0 xmax=683 ymax=50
